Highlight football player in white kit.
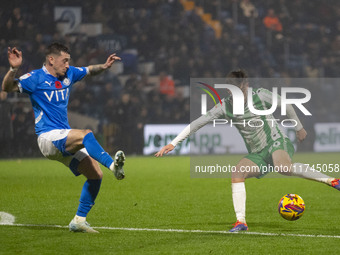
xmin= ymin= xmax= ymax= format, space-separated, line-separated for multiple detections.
xmin=156 ymin=70 xmax=340 ymax=232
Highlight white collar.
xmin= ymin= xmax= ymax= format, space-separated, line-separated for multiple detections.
xmin=42 ymin=65 xmax=52 ymax=75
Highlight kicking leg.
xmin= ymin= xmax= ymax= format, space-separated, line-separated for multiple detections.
xmin=230 ymin=158 xmax=260 ymax=232
xmin=66 ymin=129 xmax=125 ymax=179
xmin=69 ymin=156 xmax=102 ymax=233
xmin=272 ymin=150 xmax=338 ymax=189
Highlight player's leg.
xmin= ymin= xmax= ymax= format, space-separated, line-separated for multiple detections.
xmin=37 ymin=131 xmax=104 ymax=232
xmin=66 ymin=129 xmax=125 ymax=180
xmin=75 ymin=156 xmax=103 ymax=220
xmin=38 ymin=130 xmax=124 ymax=232
xmin=69 ymin=156 xmax=103 ymax=233
xmin=272 ymin=150 xmax=339 ymax=189
xmin=271 ymin=149 xmax=292 ymax=176
xmin=230 ymin=157 xmax=261 ymax=232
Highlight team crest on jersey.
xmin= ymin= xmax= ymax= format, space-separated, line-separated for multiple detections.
xmin=55 ymin=81 xmax=62 ymax=89
xmin=63 ymin=78 xmax=71 ymax=86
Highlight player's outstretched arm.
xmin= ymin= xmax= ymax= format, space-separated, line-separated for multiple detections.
xmin=155 ymin=144 xmax=175 ymax=157
xmin=2 ymin=47 xmax=22 ymax=93
xmin=88 ymin=53 xmax=121 ymax=76
xmin=155 ymin=100 xmax=225 ymax=158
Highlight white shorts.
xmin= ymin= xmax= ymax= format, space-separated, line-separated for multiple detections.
xmin=37 ymin=129 xmax=89 ymax=176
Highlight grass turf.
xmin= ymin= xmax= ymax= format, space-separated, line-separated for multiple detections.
xmin=0 ymin=153 xmax=339 ymax=254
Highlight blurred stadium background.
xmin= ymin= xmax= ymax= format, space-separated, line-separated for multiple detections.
xmin=0 ymin=0 xmax=339 ymax=158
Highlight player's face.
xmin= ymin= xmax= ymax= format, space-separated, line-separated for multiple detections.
xmin=51 ymin=51 xmax=70 ymax=77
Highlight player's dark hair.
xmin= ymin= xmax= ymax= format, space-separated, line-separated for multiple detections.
xmin=226 ymin=69 xmax=248 ymax=87
xmin=45 ymin=42 xmax=70 ymax=56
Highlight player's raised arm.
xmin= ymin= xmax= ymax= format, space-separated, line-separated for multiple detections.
xmin=87 ymin=53 xmax=121 ymax=76
xmin=2 ymin=47 xmax=22 ymax=93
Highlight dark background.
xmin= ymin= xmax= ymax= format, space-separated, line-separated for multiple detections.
xmin=0 ymin=0 xmax=339 ymax=157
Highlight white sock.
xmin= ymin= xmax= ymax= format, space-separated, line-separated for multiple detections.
xmin=232 ymin=182 xmax=246 ymax=224
xmin=74 ymin=215 xmax=86 ymax=223
xmin=292 ymin=163 xmax=333 ymax=185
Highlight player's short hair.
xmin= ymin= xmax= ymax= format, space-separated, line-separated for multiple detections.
xmin=226 ymin=69 xmax=248 ymax=87
xmin=45 ymin=43 xmax=70 ymax=56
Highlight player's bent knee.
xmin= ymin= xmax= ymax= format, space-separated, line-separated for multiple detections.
xmin=77 ymin=129 xmax=92 ymax=139
xmin=277 ymin=164 xmax=293 ymax=176
xmin=231 ymin=177 xmax=245 ymax=183
xmin=84 ymin=129 xmax=92 ymax=136
xmin=78 ymin=129 xmax=94 ymax=145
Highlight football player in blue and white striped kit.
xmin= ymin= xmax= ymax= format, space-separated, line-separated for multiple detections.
xmin=2 ymin=43 xmax=125 ymax=233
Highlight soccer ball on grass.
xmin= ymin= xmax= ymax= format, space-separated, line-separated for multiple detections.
xmin=278 ymin=194 xmax=305 ymax=221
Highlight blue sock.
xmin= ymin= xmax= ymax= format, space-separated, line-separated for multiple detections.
xmin=76 ymin=179 xmax=102 ymax=217
xmin=83 ymin=132 xmax=113 ymax=169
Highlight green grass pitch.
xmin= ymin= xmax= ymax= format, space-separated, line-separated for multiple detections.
xmin=0 ymin=153 xmax=339 ymax=254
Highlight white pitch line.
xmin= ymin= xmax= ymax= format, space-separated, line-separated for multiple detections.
xmin=1 ymin=223 xmax=340 ymax=239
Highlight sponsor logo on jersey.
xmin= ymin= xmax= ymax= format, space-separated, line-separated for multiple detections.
xmin=44 ymin=88 xmax=70 ymax=102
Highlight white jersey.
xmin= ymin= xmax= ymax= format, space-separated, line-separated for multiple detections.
xmin=171 ymin=88 xmax=303 ymax=153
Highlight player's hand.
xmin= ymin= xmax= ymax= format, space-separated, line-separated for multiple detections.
xmin=296 ymin=128 xmax=307 ymax=143
xmin=154 ymin=144 xmax=175 ymax=157
xmin=103 ymin=53 xmax=121 ymax=69
xmin=8 ymin=47 xmax=22 ymax=68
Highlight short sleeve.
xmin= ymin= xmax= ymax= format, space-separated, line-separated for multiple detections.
xmin=68 ymin=66 xmax=89 ymax=83
xmin=17 ymin=72 xmax=37 ymax=94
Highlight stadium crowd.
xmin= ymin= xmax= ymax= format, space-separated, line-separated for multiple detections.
xmin=0 ymin=0 xmax=339 ymax=156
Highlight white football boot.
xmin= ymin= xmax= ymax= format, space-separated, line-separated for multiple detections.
xmin=69 ymin=218 xmax=98 ymax=233
xmin=110 ymin=150 xmax=125 ymax=180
